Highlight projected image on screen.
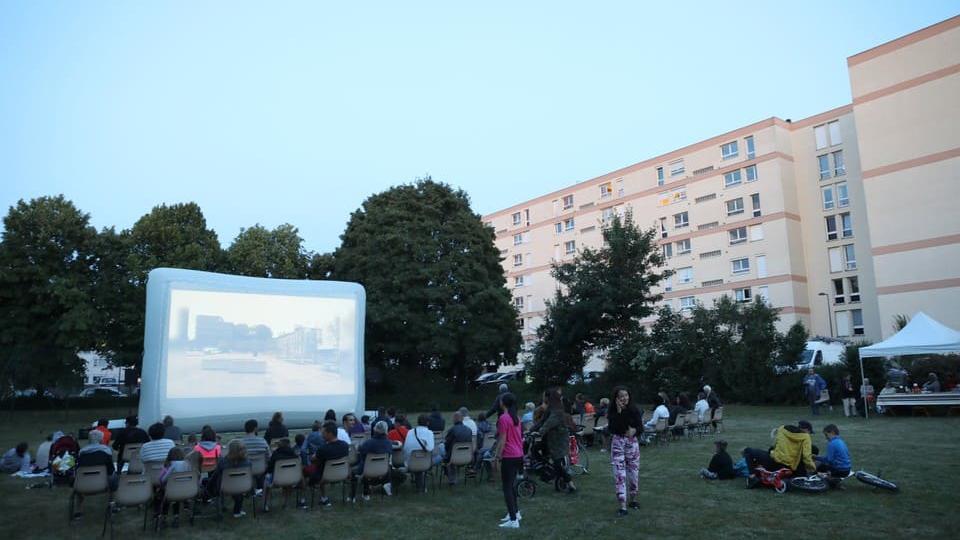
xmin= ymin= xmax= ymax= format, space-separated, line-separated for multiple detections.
xmin=166 ymin=289 xmax=357 ymax=399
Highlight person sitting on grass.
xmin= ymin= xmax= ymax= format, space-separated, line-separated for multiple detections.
xmin=311 ymin=422 xmax=350 ymax=506
xmin=699 ymin=440 xmax=735 ymax=480
xmin=209 ymin=439 xmax=251 ymax=518
xmin=742 ymin=421 xmax=816 ymax=486
xmin=815 ymin=424 xmax=851 ymax=480
xmin=0 ymin=442 xmax=31 ymax=474
xmin=72 ymin=429 xmax=116 ymax=520
xmin=156 ymin=447 xmax=192 ymax=527
xmin=263 ymin=438 xmax=305 ymax=511
xmin=352 ymin=421 xmax=394 ymax=500
xmin=140 ymin=422 xmax=175 ymax=465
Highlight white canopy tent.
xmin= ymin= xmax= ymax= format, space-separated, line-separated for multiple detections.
xmin=858 ymin=312 xmax=960 ymax=418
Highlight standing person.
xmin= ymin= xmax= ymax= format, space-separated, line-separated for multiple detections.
xmin=530 ymin=387 xmax=576 ymax=493
xmin=264 ymin=412 xmax=288 ymax=445
xmin=839 ymin=375 xmax=857 ymax=417
xmin=496 ymin=393 xmax=524 ymax=529
xmin=803 ymin=369 xmax=827 ymax=416
xmin=486 ymin=383 xmax=510 ymax=418
xmin=607 ymin=386 xmax=642 ymax=516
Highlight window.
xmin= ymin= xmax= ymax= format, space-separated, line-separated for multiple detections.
xmin=702 ymin=279 xmax=723 ymax=287
xmin=669 ymin=159 xmax=685 ymax=177
xmin=751 ymin=193 xmax=761 ymax=217
xmin=721 ymin=141 xmax=739 ymax=160
xmin=676 ymin=238 xmax=691 ymax=254
xmin=674 ymin=211 xmax=689 ymax=228
xmin=524 ymin=209 xmax=530 ymax=226
xmin=735 ymin=287 xmax=752 ymax=303
xmin=512 ymin=212 xmax=522 ymax=225
xmin=745 ymin=165 xmax=758 ymax=182
xmin=602 ymin=207 xmax=616 ymax=223
xmin=514 ymin=297 xmax=524 ymax=310
xmin=678 ymin=267 xmax=693 ymax=284
xmin=756 ymin=255 xmax=767 ymax=278
xmin=836 ymin=311 xmax=851 ymax=337
xmin=844 ymin=244 xmax=857 ymax=270
xmin=554 ymin=222 xmax=562 ymax=234
xmin=814 ymin=125 xmax=828 ymax=150
xmin=828 ymin=121 xmax=842 ymax=146
xmin=750 ymin=224 xmax=764 ymax=241
xmin=695 ymin=193 xmax=717 ymax=203
xmin=852 ymin=309 xmax=864 ymax=335
xmin=848 ymin=276 xmax=860 ymax=303
xmin=828 ymin=246 xmax=842 ymax=272
xmin=833 ymin=278 xmax=845 ymax=304
xmin=600 ymin=182 xmax=613 ymax=199
xmin=758 ymin=285 xmax=769 ymax=301
xmin=841 ymin=212 xmax=853 ymax=238
xmin=513 ymin=233 xmax=523 ymax=245
xmin=724 ymin=169 xmax=742 ymax=187
xmin=662 ymin=243 xmax=673 ymax=258
xmin=564 ymin=240 xmax=576 ymax=254
xmin=698 ymin=221 xmax=719 ymax=230
xmin=821 ymin=186 xmax=835 ymax=210
xmin=564 ymin=218 xmax=575 ymax=231
xmin=701 ymin=250 xmax=722 ymax=259
xmin=818 ymin=155 xmax=830 ymax=180
xmin=825 ymin=215 xmax=838 ymax=241
xmin=517 ymin=317 xmax=525 ymax=329
xmin=832 ymin=150 xmax=845 ymax=176
xmin=731 ymin=257 xmax=750 ymax=274
xmin=726 ymin=198 xmax=744 ymax=216
xmin=657 ymin=167 xmax=664 ymax=186
xmin=563 ymin=194 xmax=574 ymax=209
xmin=513 ymin=254 xmax=523 ymax=266
xmin=515 ymin=276 xmax=525 ymax=287
xmin=617 ymin=178 xmax=624 ymax=196
xmin=729 ymin=226 xmax=747 ymax=244
xmin=837 ymin=182 xmax=849 ymax=208
xmin=680 ymin=296 xmax=695 ymax=311
xmin=745 ymin=136 xmax=755 ymax=159
xmin=664 ymin=276 xmax=673 ymax=292
xmin=660 ymin=218 xmax=668 ymax=238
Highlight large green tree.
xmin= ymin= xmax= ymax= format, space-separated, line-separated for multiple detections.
xmin=226 ymin=223 xmax=309 ymax=279
xmin=531 ymin=212 xmax=671 ymax=387
xmin=334 ymin=178 xmax=520 ymax=391
xmin=0 ymin=196 xmax=98 ymax=393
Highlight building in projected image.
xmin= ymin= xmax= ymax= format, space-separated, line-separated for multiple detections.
xmin=483 ymin=15 xmax=960 ymax=360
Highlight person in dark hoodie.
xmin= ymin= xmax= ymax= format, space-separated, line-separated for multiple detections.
xmin=428 ymin=405 xmax=445 ymax=432
xmin=264 ymin=412 xmax=289 ymax=444
xmin=263 ymin=438 xmax=305 ymax=511
xmin=700 ymin=440 xmax=735 ymax=480
xmin=112 ymin=415 xmax=149 ymax=471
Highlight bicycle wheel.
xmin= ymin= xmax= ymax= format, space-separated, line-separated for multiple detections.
xmin=787 ymin=476 xmax=829 ymax=493
xmin=515 ymin=478 xmax=536 ymax=498
xmin=554 ymin=476 xmax=569 ymax=492
xmin=855 ymin=471 xmax=899 ymax=492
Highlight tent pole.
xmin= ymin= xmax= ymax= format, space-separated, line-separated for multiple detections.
xmin=859 ymin=355 xmax=868 ymax=420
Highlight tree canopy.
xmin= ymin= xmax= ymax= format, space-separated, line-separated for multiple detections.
xmin=226 ymin=223 xmax=310 ymax=279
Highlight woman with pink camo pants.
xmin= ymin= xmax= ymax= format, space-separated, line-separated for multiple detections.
xmin=606 ymin=385 xmax=643 ymax=516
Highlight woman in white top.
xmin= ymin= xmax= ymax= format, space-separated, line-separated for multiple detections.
xmin=404 ymin=415 xmax=437 ymax=493
xmin=644 ymin=392 xmax=671 ymax=430
xmin=694 ymin=392 xmax=711 ymax=421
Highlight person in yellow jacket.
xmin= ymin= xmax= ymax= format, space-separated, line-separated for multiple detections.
xmin=742 ymin=421 xmax=817 ymax=485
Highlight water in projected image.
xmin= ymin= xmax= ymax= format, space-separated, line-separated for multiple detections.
xmin=166 ymin=289 xmax=356 ymax=399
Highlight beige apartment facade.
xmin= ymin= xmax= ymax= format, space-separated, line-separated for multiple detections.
xmin=484 ymin=15 xmax=959 ymax=356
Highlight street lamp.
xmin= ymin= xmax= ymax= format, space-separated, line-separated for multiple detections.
xmin=817 ymin=292 xmax=834 ymax=338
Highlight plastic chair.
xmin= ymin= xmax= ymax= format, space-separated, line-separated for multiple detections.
xmin=360 ymin=454 xmax=390 ymax=500
xmin=105 ymin=473 xmax=152 ymax=538
xmin=311 ymin=458 xmax=350 ymax=506
xmin=69 ymin=465 xmax=110 ymax=523
xmin=266 ymin=458 xmax=303 ymax=511
xmin=123 ymin=444 xmax=144 ymax=474
xmin=218 ymin=467 xmax=256 ymax=520
xmin=160 ymin=470 xmax=199 ymax=528
xmin=713 ymin=407 xmax=725 ymax=434
xmin=406 ymin=450 xmax=435 ymax=494
xmin=347 ymin=444 xmax=359 ymax=466
xmin=667 ymin=414 xmax=686 ymax=442
xmin=249 ymin=453 xmax=267 ymax=478
xmin=440 ymin=443 xmax=473 ymax=486
xmin=144 ymin=461 xmax=165 ymax=487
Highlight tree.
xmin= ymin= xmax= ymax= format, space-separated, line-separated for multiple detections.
xmin=90 ymin=227 xmax=141 ymax=368
xmin=307 ymin=252 xmax=336 ymax=280
xmin=0 ymin=196 xmax=98 ymax=393
xmin=530 ymin=212 xmax=671 ymax=387
xmin=892 ymin=314 xmax=910 ymax=333
xmin=226 ymin=223 xmax=309 ymax=278
xmin=334 ymin=178 xmax=520 ymax=391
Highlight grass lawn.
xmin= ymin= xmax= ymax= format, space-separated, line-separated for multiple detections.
xmin=0 ymin=405 xmax=955 ymax=539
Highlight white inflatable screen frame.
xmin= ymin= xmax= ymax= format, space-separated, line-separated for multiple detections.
xmin=139 ymin=268 xmax=365 ymax=433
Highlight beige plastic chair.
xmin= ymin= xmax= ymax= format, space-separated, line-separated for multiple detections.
xmin=351 ymin=433 xmax=367 ymax=444
xmin=347 ymin=443 xmax=359 ymax=466
xmin=104 ymin=473 xmax=152 ymax=537
xmin=360 ymin=453 xmax=391 ymax=500
xmin=684 ymin=412 xmax=699 ymax=440
xmin=266 ymin=458 xmax=303 ymax=511
xmin=442 ymin=443 xmax=473 ymax=486
xmin=218 ymin=467 xmax=255 ymax=520
xmin=249 ymin=453 xmax=268 ymax=478
xmin=69 ymin=465 xmax=110 ymax=523
xmin=123 ymin=444 xmax=144 ymax=474
xmin=713 ymin=407 xmax=725 ymax=434
xmin=311 ymin=457 xmax=350 ymax=506
xmin=667 ymin=414 xmax=686 ymax=441
xmin=406 ymin=450 xmax=435 ymax=494
xmin=594 ymin=416 xmax=609 ymax=450
xmin=144 ymin=461 xmax=165 ymax=487
xmin=391 ymin=442 xmax=405 ymax=469
xmin=160 ymin=470 xmax=199 ymax=528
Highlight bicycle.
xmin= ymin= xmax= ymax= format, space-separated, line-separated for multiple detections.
xmin=827 ymin=469 xmax=899 ymax=492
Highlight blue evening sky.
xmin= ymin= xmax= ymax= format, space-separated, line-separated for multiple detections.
xmin=2 ymin=2 xmax=957 ymax=253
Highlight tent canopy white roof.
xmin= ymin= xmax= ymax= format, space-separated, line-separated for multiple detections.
xmin=859 ymin=312 xmax=960 ymax=358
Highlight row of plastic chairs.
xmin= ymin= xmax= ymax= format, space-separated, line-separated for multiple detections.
xmin=642 ymin=408 xmax=725 ymax=446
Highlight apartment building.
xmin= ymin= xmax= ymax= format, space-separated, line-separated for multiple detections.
xmin=483 ymin=15 xmax=959 ymax=355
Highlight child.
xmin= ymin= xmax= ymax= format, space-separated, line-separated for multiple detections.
xmin=815 ymin=424 xmax=851 ymax=478
xmin=699 ymin=440 xmax=735 ymax=480
xmin=157 ymin=448 xmax=192 ymax=527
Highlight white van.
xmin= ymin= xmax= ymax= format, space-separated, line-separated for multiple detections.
xmin=794 ymin=340 xmax=846 ymax=371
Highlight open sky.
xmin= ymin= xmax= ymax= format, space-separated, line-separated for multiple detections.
xmin=2 ymin=1 xmax=957 ymax=253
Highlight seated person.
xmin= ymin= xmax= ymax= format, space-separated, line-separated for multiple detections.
xmin=156 ymin=447 xmax=192 ymax=524
xmin=427 ymin=406 xmax=445 ymax=432
xmin=310 ymin=422 xmax=349 ymax=506
xmin=387 ymin=416 xmax=409 ymax=445
xmin=0 ymin=442 xmax=31 ymax=474
xmin=403 ymin=414 xmax=438 ymax=492
xmin=352 ymin=421 xmax=393 ymax=500
xmin=520 ymin=403 xmax=536 ymax=432
xmin=694 ymin=392 xmax=710 ymax=422
xmin=140 ymin=422 xmax=175 ymax=465
xmin=292 ymin=434 xmax=309 ymax=466
xmin=162 ymin=416 xmax=182 ymax=443
xmin=643 ymin=393 xmax=671 ymax=440
xmin=34 ymin=435 xmax=53 ymax=472
xmin=72 ymin=430 xmax=116 ymax=519
xmin=112 ymin=415 xmax=149 ymax=470
xmin=341 ymin=414 xmax=360 ymax=441
xmin=815 ymin=424 xmax=851 ymax=478
xmin=443 ymin=412 xmax=474 ymax=485
xmin=742 ymin=421 xmax=816 ymax=481
xmin=699 ymin=440 xmax=735 ymax=480
xmin=208 ymin=440 xmax=251 ymax=518
xmin=922 ymin=372 xmax=941 ymax=393
xmin=193 ymin=426 xmax=222 ymax=473
xmin=263 ymin=438 xmax=305 ymax=511
xmin=94 ymin=419 xmax=112 ymax=446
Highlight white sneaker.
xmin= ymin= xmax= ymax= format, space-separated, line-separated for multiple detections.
xmin=233 ymin=511 xmax=246 ymax=518
xmin=361 ymin=495 xmax=370 ymax=502
xmin=499 ymin=519 xmax=520 ymax=529
xmin=383 ymin=483 xmax=392 ymax=496
xmin=500 ymin=511 xmax=522 ymax=522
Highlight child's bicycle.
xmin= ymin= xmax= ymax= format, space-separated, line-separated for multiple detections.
xmin=829 ymin=469 xmax=899 ymax=493
xmin=750 ymin=466 xmax=829 ymax=494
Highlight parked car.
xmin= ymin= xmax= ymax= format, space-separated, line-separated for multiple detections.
xmin=78 ymin=387 xmax=127 ymax=398
xmin=472 ymin=372 xmax=500 ymax=387
xmin=480 ymin=371 xmax=522 ymax=386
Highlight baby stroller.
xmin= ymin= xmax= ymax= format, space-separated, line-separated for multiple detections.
xmin=46 ymin=433 xmax=80 ymax=488
xmin=514 ymin=431 xmax=570 ymax=498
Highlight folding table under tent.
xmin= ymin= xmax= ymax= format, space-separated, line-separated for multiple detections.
xmin=858 ymin=312 xmax=960 ymax=418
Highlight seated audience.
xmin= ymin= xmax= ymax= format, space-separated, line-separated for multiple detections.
xmin=209 ymin=440 xmax=251 ymax=518
xmin=388 ymin=416 xmax=409 ymax=444
xmin=306 ymin=421 xmax=325 ymax=455
xmin=815 ymin=424 xmax=852 ymax=478
xmin=140 ymin=422 xmax=176 ymax=464
xmin=404 ymin=415 xmax=437 ymax=492
xmin=360 ymin=415 xmax=372 ymax=432
xmin=264 ymin=412 xmax=289 ymax=445
xmin=342 ymin=413 xmax=360 ymax=439
xmin=156 ymin=447 xmax=192 ymax=525
xmin=72 ymin=430 xmax=116 ymax=519
xmin=459 ymin=407 xmax=478 ymax=438
xmin=113 ymin=415 xmax=149 ymax=470
xmin=0 ymin=442 xmax=31 ymax=473
xmin=443 ymin=412 xmax=474 ymax=485
xmin=310 ymin=422 xmax=349 ymax=506
xmin=241 ymin=419 xmax=271 ymax=459
xmin=643 ymin=393 xmax=671 ymax=438
xmin=694 ymin=392 xmax=710 ymax=421
xmin=264 ymin=438 xmax=305 ymax=511
xmin=162 ymin=416 xmax=182 ymax=443
xmin=94 ymin=418 xmax=112 ymax=446
xmin=292 ymin=433 xmax=309 ymax=466
xmin=922 ymin=373 xmax=941 ymax=393
xmin=428 ymin=405 xmax=445 ymax=432
xmin=699 ymin=440 xmax=735 ymax=480
xmin=193 ymin=426 xmax=222 ymax=472
xmin=352 ymin=421 xmax=393 ymax=500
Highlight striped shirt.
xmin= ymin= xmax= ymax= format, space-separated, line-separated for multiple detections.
xmin=242 ymin=435 xmax=271 ymax=458
xmin=140 ymin=439 xmax=175 ymax=463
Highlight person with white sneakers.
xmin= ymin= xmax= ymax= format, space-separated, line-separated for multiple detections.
xmin=496 ymin=393 xmax=524 ymax=529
